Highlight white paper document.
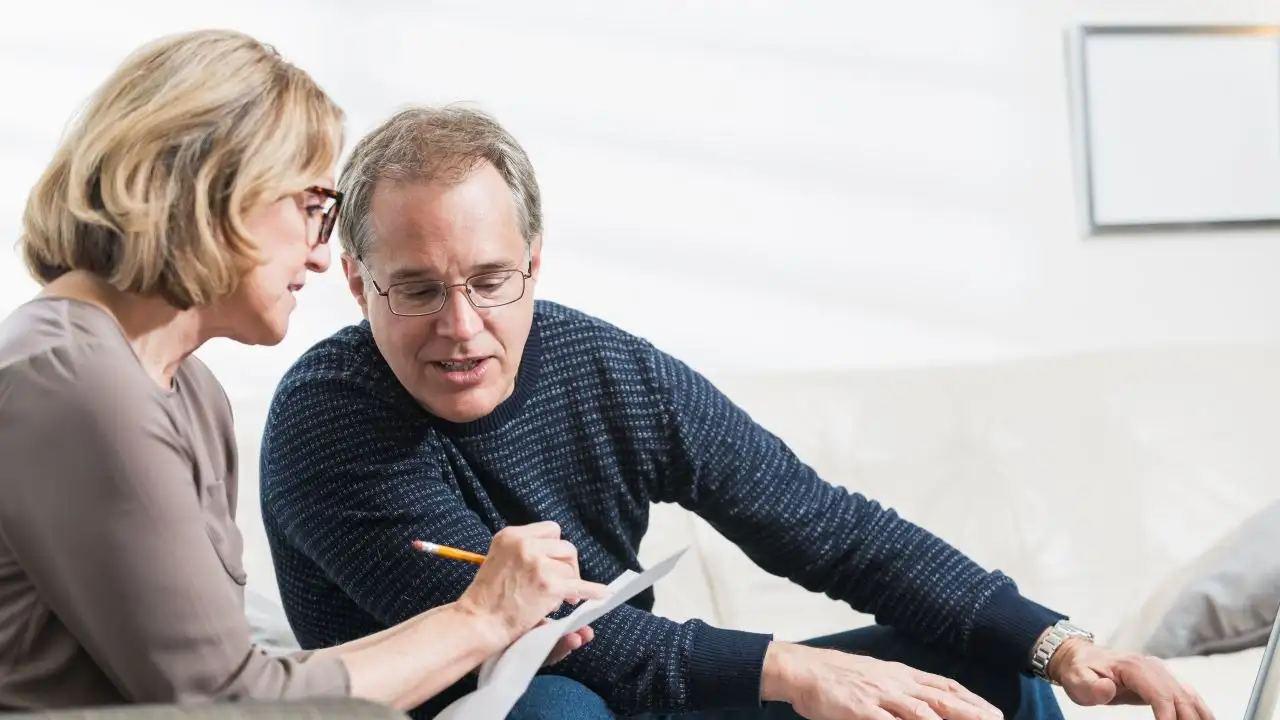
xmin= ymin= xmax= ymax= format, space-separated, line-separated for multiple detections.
xmin=433 ymin=547 xmax=687 ymax=720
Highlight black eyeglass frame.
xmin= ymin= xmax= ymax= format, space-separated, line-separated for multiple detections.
xmin=303 ymin=185 xmax=343 ymax=247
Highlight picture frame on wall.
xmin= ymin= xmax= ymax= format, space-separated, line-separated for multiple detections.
xmin=1068 ymin=24 xmax=1280 ymax=236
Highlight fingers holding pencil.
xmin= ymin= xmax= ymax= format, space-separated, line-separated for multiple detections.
xmin=494 ymin=521 xmax=582 ymax=575
xmin=447 ymin=524 xmax=609 ymax=645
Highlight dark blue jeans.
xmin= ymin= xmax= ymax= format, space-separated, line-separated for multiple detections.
xmin=507 ymin=675 xmax=613 ymax=719
xmin=630 ymin=625 xmax=1066 ymax=720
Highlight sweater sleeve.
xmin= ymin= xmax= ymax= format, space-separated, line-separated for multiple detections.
xmin=640 ymin=342 xmax=1067 ymax=675
xmin=260 ymin=376 xmax=772 ymax=716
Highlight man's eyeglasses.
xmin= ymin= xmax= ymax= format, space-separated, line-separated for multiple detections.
xmin=359 ymin=259 xmax=532 ymax=317
xmin=303 ymin=185 xmax=342 ymax=248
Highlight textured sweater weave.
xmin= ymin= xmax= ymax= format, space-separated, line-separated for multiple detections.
xmin=259 ymin=300 xmax=1064 ymax=717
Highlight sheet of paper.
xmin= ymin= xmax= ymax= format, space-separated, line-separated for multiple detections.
xmin=433 ymin=547 xmax=687 ymax=720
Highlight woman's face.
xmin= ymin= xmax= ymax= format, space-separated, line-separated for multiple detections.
xmin=217 ymin=180 xmax=336 ymax=346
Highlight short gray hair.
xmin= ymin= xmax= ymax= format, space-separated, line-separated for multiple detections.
xmin=335 ymin=104 xmax=542 ymax=259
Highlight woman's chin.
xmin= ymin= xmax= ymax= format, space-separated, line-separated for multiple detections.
xmin=257 ymin=296 xmax=298 ymax=345
xmin=230 ymin=312 xmax=291 ymax=347
xmin=260 ymin=315 xmax=291 ymax=346
xmin=210 ymin=290 xmax=297 ymax=346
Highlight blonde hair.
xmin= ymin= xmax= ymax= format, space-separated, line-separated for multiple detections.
xmin=20 ymin=29 xmax=345 ymax=309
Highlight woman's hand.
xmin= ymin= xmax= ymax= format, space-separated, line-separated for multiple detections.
xmin=456 ymin=522 xmax=609 ymax=646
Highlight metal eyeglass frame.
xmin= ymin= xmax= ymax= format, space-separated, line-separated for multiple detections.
xmin=357 ymin=257 xmax=533 ymax=317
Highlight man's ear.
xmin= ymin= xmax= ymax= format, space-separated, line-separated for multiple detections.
xmin=528 ymin=235 xmax=543 ymax=281
xmin=340 ymin=253 xmax=370 ymax=319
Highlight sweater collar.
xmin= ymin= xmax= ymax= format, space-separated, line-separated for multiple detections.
xmin=421 ymin=317 xmax=543 ymax=438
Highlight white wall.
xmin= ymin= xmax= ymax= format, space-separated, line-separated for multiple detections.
xmin=5 ymin=0 xmax=1280 ymax=390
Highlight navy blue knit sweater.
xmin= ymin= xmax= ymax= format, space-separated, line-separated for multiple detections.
xmin=259 ymin=300 xmax=1064 ymax=717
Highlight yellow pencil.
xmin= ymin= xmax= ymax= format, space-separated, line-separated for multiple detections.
xmin=411 ymin=540 xmax=486 ymax=565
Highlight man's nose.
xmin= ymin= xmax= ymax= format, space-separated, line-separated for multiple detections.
xmin=435 ymin=287 xmax=482 ymax=341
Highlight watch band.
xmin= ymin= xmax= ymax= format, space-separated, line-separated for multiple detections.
xmin=1030 ymin=620 xmax=1094 ymax=683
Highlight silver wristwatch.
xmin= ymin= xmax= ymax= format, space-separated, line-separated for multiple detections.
xmin=1030 ymin=620 xmax=1094 ymax=683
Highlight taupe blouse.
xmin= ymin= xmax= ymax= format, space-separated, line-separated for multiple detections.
xmin=0 ymin=297 xmax=349 ymax=710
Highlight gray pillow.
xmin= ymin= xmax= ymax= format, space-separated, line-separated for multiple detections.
xmin=1142 ymin=500 xmax=1280 ymax=658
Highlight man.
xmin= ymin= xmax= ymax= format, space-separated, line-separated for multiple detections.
xmin=260 ymin=105 xmax=1211 ymax=720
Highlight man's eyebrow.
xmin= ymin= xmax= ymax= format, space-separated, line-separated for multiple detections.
xmin=386 ymin=267 xmax=437 ymax=284
xmin=470 ymin=260 xmax=520 ymax=274
xmin=386 ymin=260 xmax=520 ymax=284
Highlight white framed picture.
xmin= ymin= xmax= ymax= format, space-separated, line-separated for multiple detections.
xmin=1069 ymin=25 xmax=1280 ymax=235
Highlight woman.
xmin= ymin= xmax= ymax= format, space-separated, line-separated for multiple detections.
xmin=0 ymin=29 xmax=611 ymax=717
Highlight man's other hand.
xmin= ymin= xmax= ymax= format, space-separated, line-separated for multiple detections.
xmin=761 ymin=641 xmax=1003 ymax=720
xmin=543 ymin=625 xmax=595 ymax=666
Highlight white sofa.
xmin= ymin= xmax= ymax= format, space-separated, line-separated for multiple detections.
xmin=231 ymin=343 xmax=1280 ymax=720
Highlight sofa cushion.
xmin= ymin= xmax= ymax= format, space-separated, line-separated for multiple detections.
xmin=245 ymin=586 xmax=303 ymax=656
xmin=1111 ymin=500 xmax=1280 ymax=659
xmin=703 ymin=346 xmax=1280 ymax=640
xmin=639 ymin=502 xmax=722 ymax=626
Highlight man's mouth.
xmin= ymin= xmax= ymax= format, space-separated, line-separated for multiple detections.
xmin=436 ymin=358 xmax=486 ymax=372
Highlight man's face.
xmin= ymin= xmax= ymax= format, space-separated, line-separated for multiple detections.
xmin=343 ymin=161 xmax=540 ymax=423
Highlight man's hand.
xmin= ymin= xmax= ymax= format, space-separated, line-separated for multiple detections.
xmin=761 ymin=642 xmax=1003 ymax=720
xmin=543 ymin=626 xmax=595 ymax=666
xmin=1049 ymin=638 xmax=1215 ymax=720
